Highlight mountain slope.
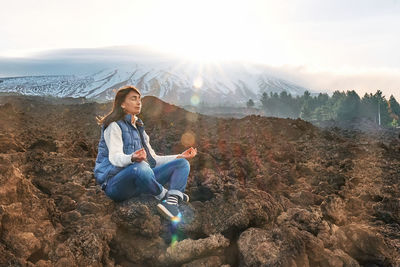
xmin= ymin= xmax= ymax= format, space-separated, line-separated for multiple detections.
xmin=0 ymin=62 xmax=309 ymax=105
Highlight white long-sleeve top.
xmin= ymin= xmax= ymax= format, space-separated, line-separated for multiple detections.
xmin=104 ymin=121 xmax=178 ymax=168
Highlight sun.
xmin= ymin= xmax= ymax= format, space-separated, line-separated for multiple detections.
xmin=140 ymin=0 xmax=267 ymax=64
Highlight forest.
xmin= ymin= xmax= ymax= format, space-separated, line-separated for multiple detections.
xmin=249 ymin=90 xmax=400 ymax=127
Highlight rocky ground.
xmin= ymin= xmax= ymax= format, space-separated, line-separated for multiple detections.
xmin=0 ymin=95 xmax=399 ymax=267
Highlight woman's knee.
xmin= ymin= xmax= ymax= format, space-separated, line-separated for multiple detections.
xmin=176 ymin=158 xmax=190 ymax=170
xmin=131 ymin=162 xmax=154 ymax=180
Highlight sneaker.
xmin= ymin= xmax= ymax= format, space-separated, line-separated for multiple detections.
xmin=160 ymin=192 xmax=190 ymax=203
xmin=182 ymin=193 xmax=190 ymax=203
xmin=157 ymin=202 xmax=180 ymax=220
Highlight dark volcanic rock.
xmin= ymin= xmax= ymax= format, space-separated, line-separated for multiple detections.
xmin=157 ymin=234 xmax=229 ymax=266
xmin=0 ymin=95 xmax=399 ymax=266
xmin=112 ymin=196 xmax=163 ymax=238
xmin=238 ymin=227 xmax=360 ymax=267
xmin=181 ymin=255 xmax=224 ymax=267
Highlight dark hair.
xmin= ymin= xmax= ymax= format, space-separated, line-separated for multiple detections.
xmin=97 ymin=85 xmax=141 ymax=128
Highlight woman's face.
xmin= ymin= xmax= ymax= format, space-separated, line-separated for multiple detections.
xmin=121 ymin=90 xmax=141 ymax=115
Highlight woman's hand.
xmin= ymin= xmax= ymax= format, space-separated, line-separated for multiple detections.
xmin=131 ymin=148 xmax=147 ymax=162
xmin=177 ymin=147 xmax=197 ymax=159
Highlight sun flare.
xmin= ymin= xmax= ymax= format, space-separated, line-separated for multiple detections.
xmin=142 ymin=0 xmax=269 ymax=64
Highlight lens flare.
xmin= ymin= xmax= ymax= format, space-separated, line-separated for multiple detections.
xmin=181 ymin=131 xmax=196 ymax=147
xmin=193 ymin=77 xmax=203 ymax=89
xmin=170 ymin=213 xmax=182 ymax=247
xmin=190 ymin=94 xmax=200 ymax=106
xmin=171 ymin=215 xmax=181 ymax=223
xmin=170 ymin=234 xmax=178 ymax=248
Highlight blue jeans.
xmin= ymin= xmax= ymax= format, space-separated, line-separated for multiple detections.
xmin=105 ymin=158 xmax=190 ymax=202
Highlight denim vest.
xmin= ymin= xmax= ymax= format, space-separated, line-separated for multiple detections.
xmin=94 ymin=114 xmax=149 ymax=187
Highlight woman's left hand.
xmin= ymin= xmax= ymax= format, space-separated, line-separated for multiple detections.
xmin=177 ymin=147 xmax=197 ymax=159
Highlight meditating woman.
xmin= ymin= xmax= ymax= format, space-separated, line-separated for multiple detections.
xmin=94 ymin=85 xmax=197 ymax=220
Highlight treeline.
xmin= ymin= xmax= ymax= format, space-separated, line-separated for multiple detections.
xmin=252 ymin=90 xmax=400 ymax=127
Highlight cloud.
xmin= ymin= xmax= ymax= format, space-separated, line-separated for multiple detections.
xmin=1 ymin=46 xmax=399 ymax=101
xmin=0 ymin=46 xmax=178 ymax=77
xmin=266 ymin=65 xmax=400 ymax=100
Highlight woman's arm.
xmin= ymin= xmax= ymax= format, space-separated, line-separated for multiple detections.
xmin=177 ymin=147 xmax=197 ymax=159
xmin=143 ymin=131 xmax=179 ymax=167
xmin=104 ymin=122 xmax=133 ymax=167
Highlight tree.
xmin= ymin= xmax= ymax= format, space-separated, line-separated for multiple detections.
xmin=336 ymin=90 xmax=361 ymax=121
xmin=246 ymin=99 xmax=255 ymax=108
xmin=317 ymin=93 xmax=329 ymax=105
xmin=260 ymin=92 xmax=271 ymax=115
xmin=266 ymin=92 xmax=281 ymax=116
xmin=260 ymin=92 xmax=269 ymax=108
xmin=388 ymin=95 xmax=400 ymax=121
xmin=374 ymin=90 xmax=391 ymax=126
xmin=314 ymin=105 xmax=334 ymax=121
xmin=360 ymin=93 xmax=376 ymax=120
xmin=278 ymin=91 xmax=298 ymax=118
xmin=303 ymin=90 xmax=311 ymax=100
xmin=331 ymin=90 xmax=346 ymax=102
xmin=300 ymin=101 xmax=313 ymax=121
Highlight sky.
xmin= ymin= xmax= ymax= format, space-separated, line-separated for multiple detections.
xmin=0 ymin=0 xmax=399 ymax=99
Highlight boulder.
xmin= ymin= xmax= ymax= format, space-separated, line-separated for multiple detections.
xmin=157 ymin=234 xmax=229 ymax=266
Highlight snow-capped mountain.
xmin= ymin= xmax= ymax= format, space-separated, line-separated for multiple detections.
xmin=0 ymin=48 xmax=310 ymax=105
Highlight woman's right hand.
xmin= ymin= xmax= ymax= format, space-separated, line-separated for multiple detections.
xmin=131 ymin=148 xmax=147 ymax=162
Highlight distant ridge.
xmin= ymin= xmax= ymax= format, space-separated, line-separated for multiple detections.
xmin=0 ymin=47 xmax=311 ymax=106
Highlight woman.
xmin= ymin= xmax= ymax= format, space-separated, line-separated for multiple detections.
xmin=94 ymin=85 xmax=197 ymax=220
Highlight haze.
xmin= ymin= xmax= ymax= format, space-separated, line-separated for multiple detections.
xmin=1 ymin=0 xmax=399 ymax=99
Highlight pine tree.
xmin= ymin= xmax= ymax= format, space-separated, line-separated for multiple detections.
xmin=374 ymin=90 xmax=391 ymax=126
xmin=360 ymin=93 xmax=376 ymax=120
xmin=260 ymin=92 xmax=271 ymax=115
xmin=300 ymin=101 xmax=313 ymax=121
xmin=388 ymin=95 xmax=400 ymax=120
xmin=246 ymin=99 xmax=255 ymax=108
xmin=336 ymin=90 xmax=361 ymax=121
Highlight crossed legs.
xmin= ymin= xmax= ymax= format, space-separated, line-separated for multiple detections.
xmin=105 ymin=159 xmax=190 ymax=202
